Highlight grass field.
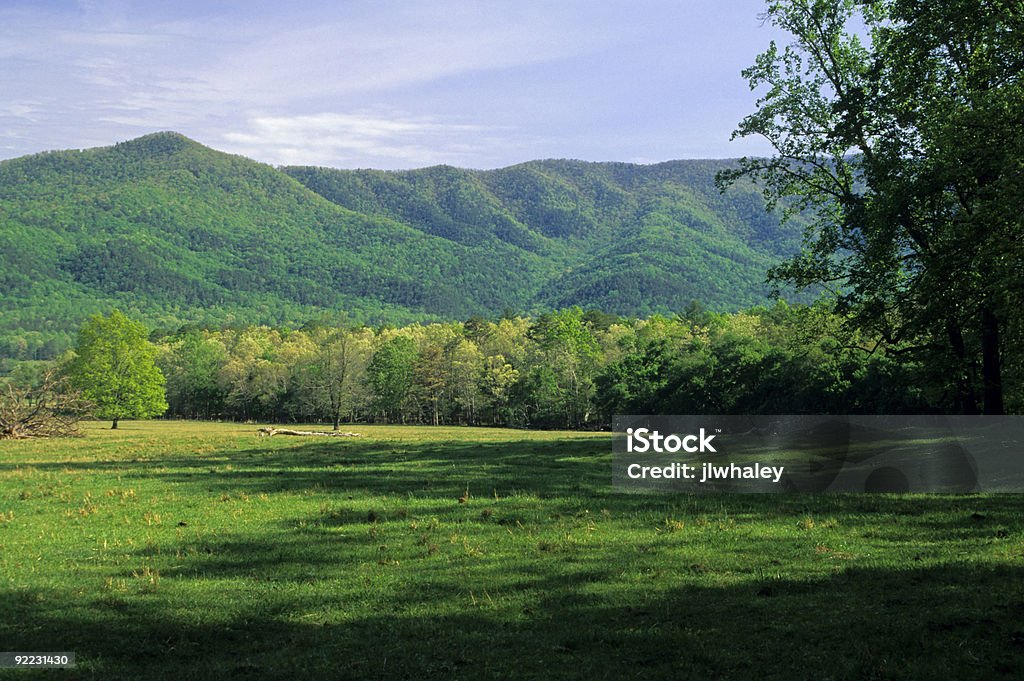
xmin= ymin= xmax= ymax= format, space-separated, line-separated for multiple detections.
xmin=2 ymin=421 xmax=1023 ymax=680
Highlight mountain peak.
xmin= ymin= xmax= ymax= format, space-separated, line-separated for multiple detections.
xmin=113 ymin=131 xmax=202 ymax=155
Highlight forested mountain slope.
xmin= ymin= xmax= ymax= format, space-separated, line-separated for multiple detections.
xmin=284 ymin=158 xmax=801 ymax=315
xmin=0 ymin=132 xmax=801 ymax=359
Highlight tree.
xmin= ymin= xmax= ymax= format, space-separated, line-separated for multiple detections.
xmin=216 ymin=327 xmax=289 ymax=422
xmin=527 ymin=308 xmax=600 ymax=427
xmin=367 ymin=335 xmax=419 ymax=423
xmin=595 ymin=339 xmax=673 ymax=419
xmin=719 ymin=0 xmax=1023 ymax=414
xmin=448 ymin=338 xmax=484 ymax=425
xmin=66 ymin=311 xmax=168 ymax=428
xmin=297 ymin=327 xmax=370 ymax=430
xmin=160 ymin=330 xmax=227 ymax=419
xmin=481 ymin=354 xmax=519 ymax=424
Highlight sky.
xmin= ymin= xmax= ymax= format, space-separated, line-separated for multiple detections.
xmin=0 ymin=0 xmax=789 ymax=170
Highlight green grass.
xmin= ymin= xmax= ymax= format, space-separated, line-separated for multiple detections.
xmin=1 ymin=421 xmax=1023 ymax=680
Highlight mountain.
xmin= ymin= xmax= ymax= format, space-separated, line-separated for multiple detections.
xmin=282 ymin=159 xmax=802 ymax=314
xmin=0 ymin=132 xmax=802 ymax=359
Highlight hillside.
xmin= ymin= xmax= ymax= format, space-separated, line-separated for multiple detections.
xmin=283 ymin=159 xmax=801 ymax=315
xmin=0 ymin=132 xmax=801 ymax=359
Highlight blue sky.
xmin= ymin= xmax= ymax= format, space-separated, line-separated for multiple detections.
xmin=0 ymin=0 xmax=788 ymax=169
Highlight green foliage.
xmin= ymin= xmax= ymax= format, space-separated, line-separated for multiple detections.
xmin=7 ymin=303 xmax=984 ymax=429
xmin=366 ymin=335 xmax=419 ymax=423
xmin=140 ymin=305 xmax=948 ymax=429
xmin=0 ymin=133 xmax=807 ymax=359
xmin=292 ymin=326 xmax=371 ymax=430
xmin=594 ymin=304 xmax=932 ymax=420
xmin=66 ymin=311 xmax=168 ymax=427
xmin=526 ymin=308 xmax=600 ymax=428
xmin=721 ymin=0 xmax=1023 ymax=413
xmin=160 ymin=331 xmax=227 ymax=419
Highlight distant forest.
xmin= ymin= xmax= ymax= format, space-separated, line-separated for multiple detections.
xmin=0 ymin=132 xmax=807 ymax=361
xmin=10 ymin=304 xmax=1008 ymax=430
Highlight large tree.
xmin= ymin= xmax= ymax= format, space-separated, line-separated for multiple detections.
xmin=66 ymin=310 xmax=168 ymax=428
xmin=526 ymin=308 xmax=600 ymax=427
xmin=367 ymin=335 xmax=419 ymax=424
xmin=720 ymin=0 xmax=1023 ymax=413
xmin=296 ymin=327 xmax=370 ymax=430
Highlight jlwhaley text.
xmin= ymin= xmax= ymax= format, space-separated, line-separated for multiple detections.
xmin=623 ymin=428 xmax=784 ymax=484
xmin=625 ymin=461 xmax=785 ymax=484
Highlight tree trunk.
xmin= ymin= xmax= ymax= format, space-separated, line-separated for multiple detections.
xmin=111 ymin=418 xmax=119 ymax=430
xmin=981 ymin=306 xmax=1004 ymax=415
xmin=332 ymin=415 xmax=340 ymax=431
xmin=947 ymin=319 xmax=979 ymax=415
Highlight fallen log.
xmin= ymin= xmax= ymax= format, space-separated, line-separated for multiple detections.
xmin=258 ymin=427 xmax=361 ymax=438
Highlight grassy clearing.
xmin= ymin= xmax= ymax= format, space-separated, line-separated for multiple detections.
xmin=1 ymin=421 xmax=1023 ymax=680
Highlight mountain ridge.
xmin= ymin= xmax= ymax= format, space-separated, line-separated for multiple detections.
xmin=0 ymin=132 xmax=803 ymax=360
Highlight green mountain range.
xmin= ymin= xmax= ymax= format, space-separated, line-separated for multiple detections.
xmin=0 ymin=131 xmax=802 ymax=359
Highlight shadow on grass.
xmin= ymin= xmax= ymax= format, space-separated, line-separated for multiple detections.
xmin=3 ymin=561 xmax=1023 ymax=680
xmin=0 ymin=435 xmax=609 ymax=499
xmin=5 ymin=433 xmax=1024 ymax=678
xmin=6 ymin=433 xmax=1024 ymax=540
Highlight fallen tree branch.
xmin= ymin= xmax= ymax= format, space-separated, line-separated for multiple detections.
xmin=258 ymin=427 xmax=361 ymax=438
xmin=1 ymin=370 xmax=90 ymax=439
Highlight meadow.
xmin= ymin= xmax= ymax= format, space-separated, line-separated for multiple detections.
xmin=1 ymin=421 xmax=1023 ymax=679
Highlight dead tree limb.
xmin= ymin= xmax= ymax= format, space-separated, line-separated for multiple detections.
xmin=258 ymin=427 xmax=361 ymax=438
xmin=0 ymin=370 xmax=90 ymax=439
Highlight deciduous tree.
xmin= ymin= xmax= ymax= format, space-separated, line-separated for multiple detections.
xmin=367 ymin=335 xmax=419 ymax=423
xmin=719 ymin=0 xmax=1023 ymax=413
xmin=66 ymin=310 xmax=167 ymax=428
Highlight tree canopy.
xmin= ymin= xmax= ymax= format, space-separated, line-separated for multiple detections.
xmin=719 ymin=0 xmax=1023 ymax=414
xmin=0 ymin=132 xmax=810 ymax=361
xmin=66 ymin=310 xmax=168 ymax=428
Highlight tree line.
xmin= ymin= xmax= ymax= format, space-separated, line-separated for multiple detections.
xmin=147 ymin=303 xmax=997 ymax=427
xmin=4 ymin=299 xmax=1019 ymax=438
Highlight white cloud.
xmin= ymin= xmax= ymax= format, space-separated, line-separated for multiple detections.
xmin=0 ymin=1 xmax=618 ymax=164
xmin=222 ymin=112 xmax=511 ymax=168
xmin=0 ymin=103 xmax=42 ymax=122
xmin=152 ymin=3 xmax=626 ymax=123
